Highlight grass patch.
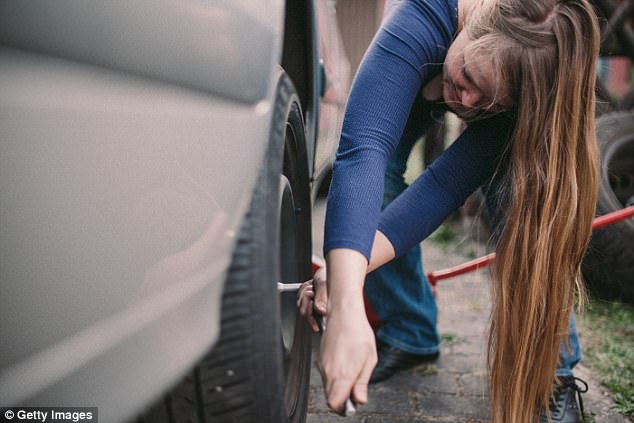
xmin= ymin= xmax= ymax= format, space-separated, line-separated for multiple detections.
xmin=577 ymin=298 xmax=634 ymax=417
xmin=582 ymin=412 xmax=597 ymax=423
xmin=441 ymin=333 xmax=465 ymax=346
xmin=428 ymin=223 xmax=461 ymax=247
xmin=427 ymin=221 xmax=488 ymax=259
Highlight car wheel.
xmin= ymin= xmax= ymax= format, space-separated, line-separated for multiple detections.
xmin=140 ymin=71 xmax=313 ymax=423
xmin=583 ymin=111 xmax=634 ymax=303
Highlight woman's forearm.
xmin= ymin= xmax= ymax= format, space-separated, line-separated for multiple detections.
xmin=325 ymin=232 xmax=396 ymax=310
xmin=325 ymin=248 xmax=367 ymax=312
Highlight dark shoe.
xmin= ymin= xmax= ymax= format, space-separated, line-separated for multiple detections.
xmin=369 ymin=341 xmax=439 ymax=384
xmin=540 ymin=376 xmax=589 ymax=423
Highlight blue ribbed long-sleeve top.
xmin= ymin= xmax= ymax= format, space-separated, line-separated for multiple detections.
xmin=324 ymin=0 xmax=514 ymax=262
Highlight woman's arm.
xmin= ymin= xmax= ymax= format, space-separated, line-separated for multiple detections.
xmin=369 ymin=230 xmax=397 ymax=273
xmin=378 ymin=113 xmax=514 ymax=256
xmin=315 ymin=231 xmax=396 ymax=415
xmin=316 ymin=233 xmax=394 ymax=414
xmin=319 ymin=248 xmax=374 ymax=413
xmin=320 ymin=0 xmax=458 ymax=414
xmin=324 ymin=0 xmax=457 ymax=261
xmin=320 ymin=114 xmax=514 ymax=414
xmin=298 ymin=229 xmax=394 ymax=334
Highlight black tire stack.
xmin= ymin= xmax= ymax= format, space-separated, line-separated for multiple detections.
xmin=583 ymin=111 xmax=634 ymax=303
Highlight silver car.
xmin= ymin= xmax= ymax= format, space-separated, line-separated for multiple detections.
xmin=0 ymin=1 xmax=350 ymax=422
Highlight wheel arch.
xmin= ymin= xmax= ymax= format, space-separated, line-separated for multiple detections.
xmin=281 ymin=0 xmax=320 ymax=176
xmin=277 ymin=70 xmax=314 ymax=282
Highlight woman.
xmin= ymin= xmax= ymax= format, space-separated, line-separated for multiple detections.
xmin=301 ymin=0 xmax=600 ymax=421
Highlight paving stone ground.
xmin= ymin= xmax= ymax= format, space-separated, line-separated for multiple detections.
xmin=308 ymin=201 xmax=630 ymax=423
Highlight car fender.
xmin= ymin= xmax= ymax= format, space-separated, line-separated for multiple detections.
xmin=0 ymin=44 xmax=277 ymax=421
xmin=0 ymin=0 xmax=286 ymax=104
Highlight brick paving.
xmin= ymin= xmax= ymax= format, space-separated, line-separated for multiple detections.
xmin=309 ymin=201 xmax=630 ymax=423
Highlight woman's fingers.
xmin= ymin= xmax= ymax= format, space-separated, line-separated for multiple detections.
xmin=326 ymin=379 xmax=357 ymax=415
xmin=297 ymin=282 xmax=321 ymax=332
xmin=313 ymin=268 xmax=328 ymax=314
xmin=297 ymin=283 xmax=313 ymax=312
xmin=351 ymin=352 xmax=377 ymax=405
xmin=296 ymin=270 xmax=329 ymax=333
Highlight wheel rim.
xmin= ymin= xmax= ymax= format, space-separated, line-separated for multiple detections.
xmin=278 ymin=169 xmax=307 ymax=419
xmin=278 ymin=174 xmax=299 ymax=355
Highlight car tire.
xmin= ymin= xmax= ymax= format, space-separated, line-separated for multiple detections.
xmin=619 ymin=88 xmax=634 ymax=111
xmin=582 ymin=111 xmax=634 ymax=303
xmin=140 ymin=71 xmax=314 ymax=423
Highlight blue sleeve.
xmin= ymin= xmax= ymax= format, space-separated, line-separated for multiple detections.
xmin=378 ymin=113 xmax=514 ymax=257
xmin=323 ymin=0 xmax=458 ymax=261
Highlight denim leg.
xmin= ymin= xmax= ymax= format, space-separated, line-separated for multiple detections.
xmin=483 ymin=177 xmax=582 ymax=375
xmin=556 ymin=311 xmax=582 ymax=376
xmin=364 ymin=95 xmax=440 ymax=355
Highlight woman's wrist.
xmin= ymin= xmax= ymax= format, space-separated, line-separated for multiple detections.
xmin=328 ymin=290 xmax=365 ymax=313
xmin=327 ymin=274 xmax=366 ymax=312
xmin=325 ymin=248 xmax=368 ymax=312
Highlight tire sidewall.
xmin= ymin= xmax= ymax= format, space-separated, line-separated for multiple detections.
xmin=247 ymin=71 xmax=312 ymax=423
xmin=584 ymin=111 xmax=634 ymax=302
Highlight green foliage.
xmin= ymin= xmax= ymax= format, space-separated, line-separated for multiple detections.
xmin=441 ymin=332 xmax=465 ymax=346
xmin=582 ymin=412 xmax=597 ymax=423
xmin=578 ymin=299 xmax=634 ymax=416
xmin=429 ymin=223 xmax=460 ymax=246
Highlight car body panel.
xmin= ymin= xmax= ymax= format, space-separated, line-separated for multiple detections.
xmin=0 ymin=0 xmax=348 ymax=420
xmin=0 ymin=46 xmax=274 ymax=413
xmin=0 ymin=0 xmax=284 ymax=104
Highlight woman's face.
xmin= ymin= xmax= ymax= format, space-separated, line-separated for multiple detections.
xmin=442 ymin=30 xmax=513 ymax=119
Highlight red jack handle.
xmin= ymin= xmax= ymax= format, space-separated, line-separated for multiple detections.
xmin=427 ymin=204 xmax=634 ymax=289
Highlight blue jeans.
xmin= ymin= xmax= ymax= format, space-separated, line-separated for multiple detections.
xmin=364 ymin=94 xmax=441 ymax=355
xmin=363 ymin=100 xmax=581 ymax=374
xmin=365 ymin=141 xmax=441 ymax=354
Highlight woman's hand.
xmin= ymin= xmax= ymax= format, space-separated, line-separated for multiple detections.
xmin=317 ymin=248 xmax=378 ymax=415
xmin=297 ymin=267 xmax=328 ymax=332
xmin=319 ymin=303 xmax=377 ymax=415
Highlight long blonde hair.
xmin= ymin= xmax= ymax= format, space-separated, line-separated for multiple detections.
xmin=464 ymin=0 xmax=600 ymax=421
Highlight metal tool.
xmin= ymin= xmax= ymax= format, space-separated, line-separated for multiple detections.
xmin=276 ymin=281 xmax=306 ymax=292
xmin=277 ymin=277 xmax=318 ymax=292
xmin=344 ymin=398 xmax=357 ymax=416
